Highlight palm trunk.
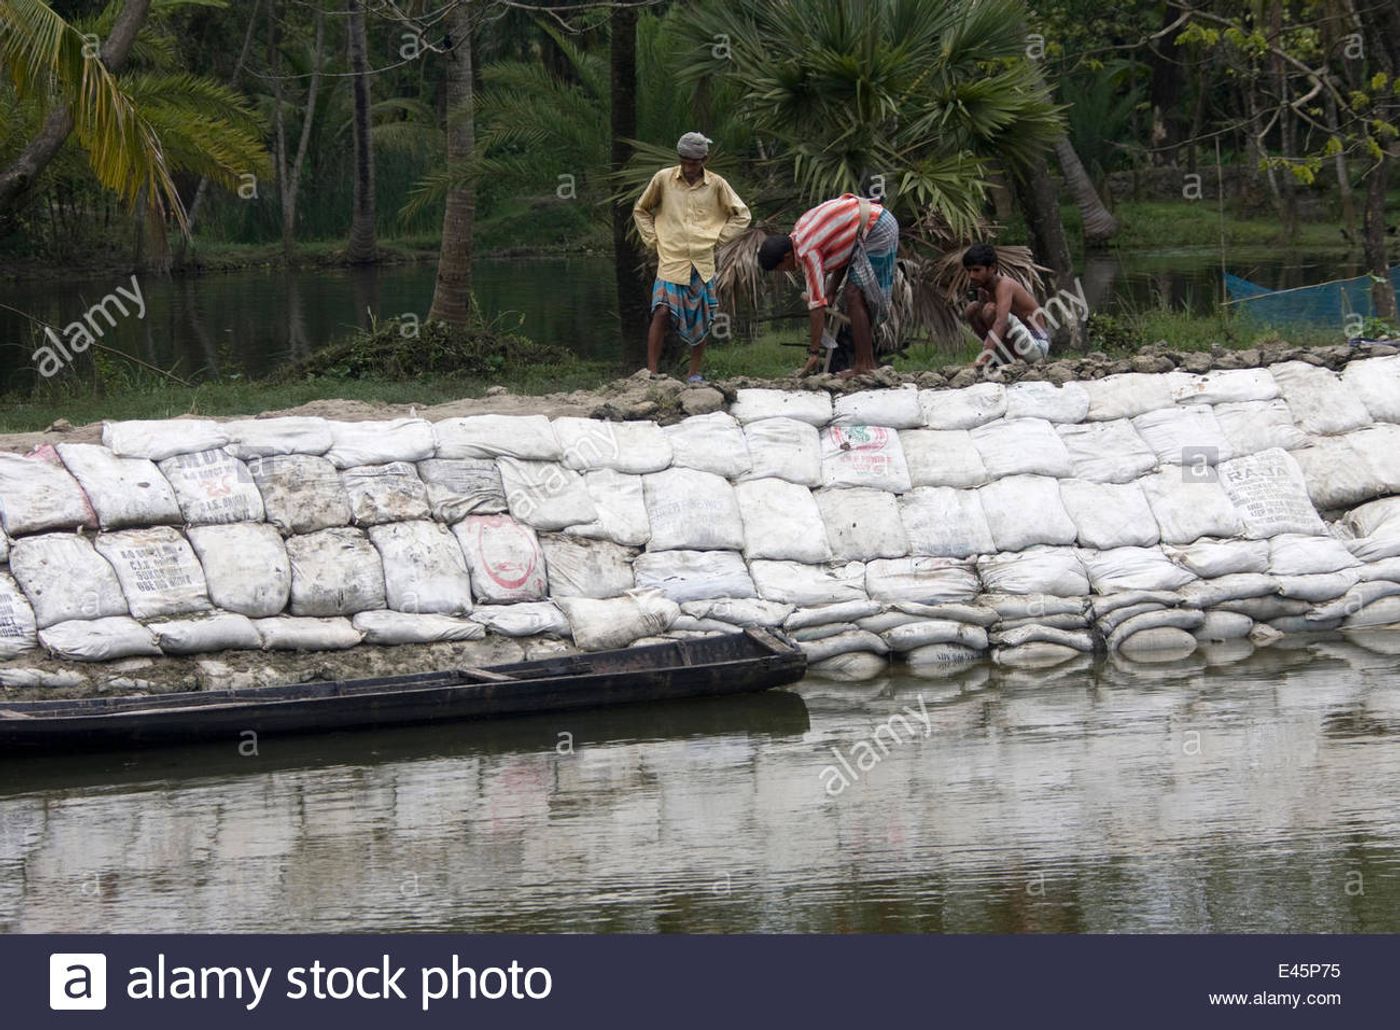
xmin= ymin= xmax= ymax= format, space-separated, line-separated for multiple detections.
xmin=1009 ymin=161 xmax=1073 ymax=293
xmin=346 ymin=0 xmax=378 ymax=264
xmin=1053 ymin=138 xmax=1118 ymax=246
xmin=1363 ymin=153 xmax=1396 ymax=322
xmin=428 ymin=3 xmax=476 ymax=325
xmin=610 ymin=3 xmax=649 ymax=364
xmin=188 ymin=0 xmax=262 ymax=234
xmin=277 ymin=9 xmax=326 ymax=263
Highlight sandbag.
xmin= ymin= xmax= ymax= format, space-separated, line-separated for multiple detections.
xmin=904 ymin=643 xmax=984 ymax=669
xmin=663 ymin=412 xmax=752 ymax=479
xmin=1087 ymin=590 xmax=1179 ymax=617
xmin=1094 ymin=602 xmax=1171 ymax=635
xmin=350 ymin=611 xmax=486 ymax=645
xmin=558 ymin=589 xmax=679 ymax=651
xmin=898 ymin=487 xmax=995 ymax=558
xmin=1056 ymin=419 xmax=1159 ymax=484
xmin=1212 ymin=399 xmax=1311 ymax=455
xmin=56 ymin=443 xmax=181 ymax=529
xmin=432 ymin=414 xmax=562 ymax=461
xmin=223 ymin=416 xmax=333 ymax=458
xmin=1139 ymin=467 xmax=1245 ymax=544
xmin=1003 ymin=380 xmax=1090 ymax=423
xmin=857 ymin=611 xmax=923 ymax=633
xmin=729 ymin=389 xmax=832 ymax=426
xmin=1218 ymin=595 xmax=1311 ymax=620
xmin=1169 ymin=368 xmax=1278 ymax=406
xmin=1290 ymin=433 xmax=1395 ymax=512
xmin=680 ymin=597 xmax=793 ymax=628
xmin=341 ymin=462 xmax=431 ymax=526
xmin=865 ymin=557 xmax=978 ymax=604
xmin=1078 ymin=546 xmax=1197 ymax=593
xmin=158 ymin=449 xmax=265 ymax=525
xmin=735 ymin=478 xmax=831 ymax=563
xmin=819 ymin=424 xmax=913 ymax=492
xmin=469 ymin=601 xmax=570 ymax=638
xmin=1357 ymin=557 xmax=1400 ymax=583
xmin=1309 ymin=580 xmax=1400 ymax=621
xmin=809 ymin=652 xmax=890 ymax=681
xmin=1195 ymin=610 xmax=1254 ymax=641
xmin=102 ymin=419 xmax=230 ymax=461
xmin=1270 ymin=360 xmax=1373 ymax=436
xmin=249 ymin=454 xmax=351 ymax=534
xmin=1341 ymin=355 xmax=1400 ymax=423
xmin=791 ymin=621 xmax=856 ymax=642
xmin=1343 ymin=596 xmax=1400 ymax=628
xmin=1163 ymin=538 xmax=1269 ymax=578
xmin=634 ymin=550 xmax=756 ymax=602
xmin=816 ymin=487 xmax=909 ymax=561
xmin=1081 ymin=373 xmax=1175 ymax=421
xmin=1131 ymin=405 xmax=1233 ymax=466
xmin=899 ymin=429 xmax=989 ymax=489
xmin=255 ymin=616 xmax=363 ymax=651
xmin=918 ymin=383 xmax=1006 ymax=430
xmin=368 ymin=520 xmax=474 ymax=614
xmin=991 ymin=624 xmax=1094 ymax=652
xmin=498 ymin=458 xmax=598 ymax=531
xmin=285 ymin=528 xmax=387 ymax=616
xmin=784 ymin=599 xmax=883 ymax=631
xmin=565 ymin=469 xmax=651 ymax=547
xmin=1344 ymin=496 xmax=1400 ymax=540
xmin=882 ymin=619 xmax=988 ymax=652
xmin=553 ymin=417 xmax=673 ymax=474
xmin=970 ymin=417 xmax=1074 ymax=478
xmin=1058 ymin=479 xmax=1160 ymax=549
xmin=992 ymin=642 xmax=1081 ymax=668
xmin=1274 ymin=571 xmax=1360 ymax=603
xmin=324 ymin=418 xmax=435 ymax=469
xmin=40 ymin=616 xmax=161 ymax=661
xmin=452 ymin=515 xmax=549 ymax=603
xmin=799 ymin=630 xmax=888 ymax=663
xmin=984 ymin=593 xmax=1088 ymax=619
xmin=751 ymin=559 xmax=868 ymax=606
xmin=187 ymin=523 xmax=291 ymax=617
xmin=978 ymin=475 xmax=1077 ymax=551
xmin=1106 ymin=608 xmax=1204 ymax=651
xmin=740 ymin=417 xmax=822 ymax=486
xmin=152 ymin=612 xmax=260 ymax=654
xmin=1268 ymin=533 xmax=1360 ymax=576
xmin=643 ymin=468 xmax=744 ymax=551
xmin=539 ymin=535 xmax=636 ymax=599
xmin=8 ymin=533 xmax=128 ymax=627
xmin=0 ymin=572 xmax=38 ymax=659
xmin=1176 ymin=573 xmax=1278 ymax=608
xmin=897 ymin=602 xmax=1002 ymax=627
xmin=978 ymin=547 xmax=1089 ymax=596
xmin=94 ymin=527 xmax=211 ymax=619
xmin=1348 ymin=535 xmax=1400 ymax=562
xmin=1215 ymin=448 xmax=1326 ymax=539
xmin=832 ymin=386 xmax=924 ymax=429
xmin=417 ymin=458 xmax=507 ymax=522
xmin=0 ymin=449 xmax=93 ymax=535
xmin=1117 ymin=626 xmax=1198 ymax=659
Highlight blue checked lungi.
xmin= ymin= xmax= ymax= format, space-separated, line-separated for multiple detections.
xmin=844 ymin=207 xmax=899 ymax=329
xmin=652 ymin=267 xmax=719 ymax=347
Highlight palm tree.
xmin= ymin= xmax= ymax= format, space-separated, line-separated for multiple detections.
xmin=345 ymin=0 xmax=377 ymax=263
xmin=427 ymin=0 xmax=475 ymax=325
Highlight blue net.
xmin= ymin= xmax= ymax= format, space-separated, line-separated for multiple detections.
xmin=1223 ymin=266 xmax=1400 ymax=325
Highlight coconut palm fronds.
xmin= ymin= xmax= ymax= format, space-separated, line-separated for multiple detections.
xmin=714 ymin=224 xmax=775 ymax=314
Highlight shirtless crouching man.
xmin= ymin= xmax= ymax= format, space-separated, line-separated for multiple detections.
xmin=961 ymin=242 xmax=1051 ymax=367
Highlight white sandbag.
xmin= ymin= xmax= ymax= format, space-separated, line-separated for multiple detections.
xmin=985 ymin=593 xmax=1089 ymax=619
xmin=40 ymin=616 xmax=160 ymax=661
xmin=0 ymin=668 xmax=85 ymax=689
xmin=432 ymin=414 xmax=562 ymax=461
xmin=1170 ymin=368 xmax=1279 ymax=406
xmin=1275 ymin=571 xmax=1359 ymax=602
xmin=858 ymin=611 xmax=922 ymax=633
xmin=368 ymin=520 xmax=474 ymax=614
xmin=1311 ymin=580 xmax=1400 ymax=622
xmin=417 ymin=458 xmax=507 ymax=522
xmin=539 ymin=536 xmax=636 ymax=599
xmin=970 ymin=418 xmax=1074 ymax=478
xmin=1003 ymin=381 xmax=1090 ymax=423
xmin=1216 ymin=448 xmax=1326 ymax=538
xmin=729 ymin=388 xmax=832 ymax=426
xmin=1268 ymin=533 xmax=1361 ymax=576
xmin=978 ymin=547 xmax=1089 ymax=596
xmin=8 ymin=534 xmax=127 ymax=627
xmin=735 ymin=478 xmax=831 ymax=563
xmin=1270 ymin=360 xmax=1373 ymax=436
xmin=341 ymin=462 xmax=431 ymax=526
xmin=1056 ymin=420 xmax=1158 ymax=484
xmin=882 ymin=619 xmax=988 ymax=652
xmin=991 ymin=624 xmax=1094 ymax=652
xmin=919 ymin=383 xmax=1006 ymax=430
xmin=350 ymin=610 xmax=485 ymax=645
xmin=663 ymin=412 xmax=752 ymax=478
xmin=1341 ymin=355 xmax=1400 ymax=423
xmin=152 ymin=612 xmax=260 ymax=654
xmin=993 ymin=642 xmax=1081 ymax=668
xmin=1131 ymin=405 xmax=1233 ymax=466
xmin=498 ymin=458 xmax=598 ymax=531
xmin=978 ymin=475 xmax=1077 ymax=551
xmin=819 ymin=424 xmax=913 ymax=492
xmin=1219 ymin=595 xmax=1310 ymax=620
xmin=1139 ymin=467 xmax=1245 ymax=544
xmin=1088 ymin=590 xmax=1178 ymax=617
xmin=1290 ymin=435 xmax=1378 ymax=511
xmin=0 ymin=572 xmax=38 ymax=659
xmin=642 ymin=468 xmax=743 ymax=551
xmin=1348 ymin=424 xmax=1400 ymax=493
xmin=324 ymin=418 xmax=435 ymax=469
xmin=751 ymin=559 xmax=868 ymax=606
xmin=1176 ymin=573 xmax=1278 ymax=608
xmin=681 ymin=597 xmax=793 ymax=628
xmin=564 ymin=470 xmax=651 ymax=547
xmin=1270 ymin=613 xmax=1343 ymax=634
xmin=999 ymin=612 xmax=1091 ymax=630
xmin=102 ymin=419 xmax=230 ymax=461
xmin=1163 ymin=538 xmax=1269 ymax=578
xmin=0 ymin=449 xmax=93 ymax=535
xmin=893 ymin=601 xmax=1000 ymax=627
xmin=223 ymin=416 xmax=333 ymax=458
xmin=452 ymin=515 xmax=548 ymax=603
xmin=553 ymin=417 xmax=673 ymax=474
xmin=1094 ymin=602 xmax=1169 ymax=635
xmin=784 ymin=599 xmax=883 ymax=631
xmin=157 ymin=449 xmax=264 ymax=525
xmin=1195 ymin=611 xmax=1254 ymax=641
xmin=1117 ymin=626 xmax=1198 ymax=658
xmin=1058 ymin=479 xmax=1160 ymax=549
xmin=673 ymin=615 xmax=745 ymax=635
xmin=187 ymin=523 xmax=291 ymax=618
xmin=799 ymin=630 xmax=888 ymax=663
xmin=285 ymin=528 xmax=386 ymax=616
xmin=865 ymin=557 xmax=978 ymax=604
xmin=1355 ymin=557 xmax=1400 ymax=582
xmin=1078 ymin=546 xmax=1197 ymax=593
xmin=905 ymin=643 xmax=984 ymax=668
xmin=899 ymin=429 xmax=989 ymax=489
xmin=558 ymin=590 xmax=679 ymax=651
xmin=1212 ymin=399 xmax=1311 ymax=454
xmin=94 ymin=527 xmax=211 ymax=619
xmin=1343 ymin=596 xmax=1400 ymax=628
xmin=1348 ymin=535 xmax=1400 ymax=561
xmin=898 ymin=487 xmax=995 ymax=558
xmin=249 ymin=454 xmax=351 ymax=534
xmin=56 ymin=443 xmax=181 ymax=529
xmin=634 ymin=550 xmax=755 ymax=602
xmin=1081 ymin=373 xmax=1174 ymax=421
xmin=810 ymin=652 xmax=890 ymax=680
xmin=833 ymin=386 xmax=924 ymax=429
xmin=1344 ymin=496 xmax=1400 ymax=540
xmin=739 ymin=417 xmax=822 ymax=486
xmin=790 ymin=621 xmax=856 ymax=642
xmin=1106 ymin=608 xmax=1205 ymax=651
xmin=816 ymin=488 xmax=909 ymax=561
xmin=469 ymin=601 xmax=569 ymax=638
xmin=255 ymin=616 xmax=362 ymax=651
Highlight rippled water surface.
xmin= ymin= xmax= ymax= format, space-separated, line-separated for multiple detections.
xmin=2 ymin=637 xmax=1398 ymax=933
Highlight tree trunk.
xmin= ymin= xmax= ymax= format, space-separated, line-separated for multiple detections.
xmin=1053 ymin=137 xmax=1118 ymax=246
xmin=428 ymin=3 xmax=476 ymax=326
xmin=1008 ymin=161 xmax=1073 ymax=295
xmin=277 ymin=8 xmax=325 ymax=263
xmin=346 ymin=0 xmax=378 ymax=263
xmin=1324 ymin=93 xmax=1357 ymax=240
xmin=188 ymin=0 xmax=262 ymax=234
xmin=1363 ymin=153 xmax=1396 ymax=321
xmin=1144 ymin=3 xmax=1183 ymax=165
xmin=610 ymin=3 xmax=649 ymax=365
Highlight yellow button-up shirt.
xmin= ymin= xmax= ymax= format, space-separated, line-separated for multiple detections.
xmin=632 ymin=166 xmax=751 ymax=285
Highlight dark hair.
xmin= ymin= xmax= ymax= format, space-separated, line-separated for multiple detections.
xmin=962 ymin=242 xmax=997 ymax=269
xmin=757 ymin=234 xmax=793 ymax=271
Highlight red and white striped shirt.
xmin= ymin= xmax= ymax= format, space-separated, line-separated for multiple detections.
xmin=790 ymin=194 xmax=884 ymax=309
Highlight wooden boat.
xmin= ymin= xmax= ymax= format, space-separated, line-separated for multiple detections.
xmin=0 ymin=630 xmax=805 ymax=753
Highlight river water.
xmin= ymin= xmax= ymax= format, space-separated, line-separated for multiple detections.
xmin=3 ymin=638 xmax=1397 ymax=933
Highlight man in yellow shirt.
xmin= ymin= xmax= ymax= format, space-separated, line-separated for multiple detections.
xmin=633 ymin=132 xmax=751 ymax=381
